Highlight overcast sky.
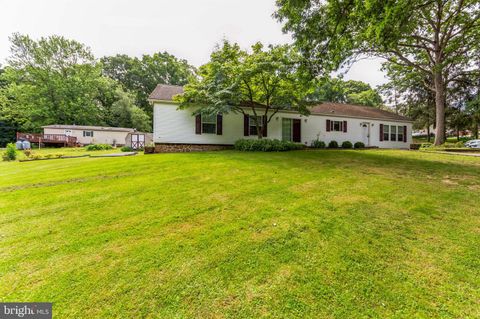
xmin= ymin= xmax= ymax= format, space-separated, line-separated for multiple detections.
xmin=1 ymin=0 xmax=387 ymax=87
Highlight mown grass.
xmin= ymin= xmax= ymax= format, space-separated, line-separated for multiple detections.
xmin=9 ymin=147 xmax=123 ymax=161
xmin=0 ymin=149 xmax=479 ymax=318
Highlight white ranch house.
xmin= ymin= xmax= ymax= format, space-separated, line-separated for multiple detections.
xmin=149 ymin=84 xmax=412 ymax=150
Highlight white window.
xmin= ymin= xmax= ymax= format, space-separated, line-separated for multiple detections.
xmin=201 ymin=114 xmax=216 ymax=134
xmin=64 ymin=129 xmax=72 ymax=136
xmin=383 ymin=125 xmax=389 ymax=141
xmin=282 ymin=118 xmax=292 ymax=141
xmin=249 ymin=116 xmax=263 ymax=136
xmin=83 ymin=131 xmax=93 ymax=137
xmin=391 ymin=125 xmax=397 ymax=141
xmin=397 ymin=126 xmax=404 ymax=142
xmin=331 ymin=121 xmax=343 ymax=132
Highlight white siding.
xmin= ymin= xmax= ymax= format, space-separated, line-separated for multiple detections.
xmin=153 ymin=102 xmax=412 ymax=148
xmin=43 ymin=128 xmax=130 ymax=145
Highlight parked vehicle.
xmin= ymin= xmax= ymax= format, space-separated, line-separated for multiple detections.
xmin=465 ymin=140 xmax=480 ymax=148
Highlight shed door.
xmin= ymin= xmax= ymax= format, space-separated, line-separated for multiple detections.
xmin=131 ymin=134 xmax=145 ymax=149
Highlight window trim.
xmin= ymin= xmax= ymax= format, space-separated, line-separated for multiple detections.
xmin=390 ymin=125 xmax=397 ymax=142
xmin=397 ymin=125 xmax=404 ymax=142
xmin=329 ymin=120 xmax=345 ymax=132
xmin=282 ymin=118 xmax=293 ymax=142
xmin=249 ymin=115 xmax=263 ymax=136
xmin=383 ymin=125 xmax=389 ymax=141
xmin=83 ymin=130 xmax=94 ymax=137
xmin=201 ymin=114 xmax=217 ymax=134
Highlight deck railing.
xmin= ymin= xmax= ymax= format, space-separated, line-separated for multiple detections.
xmin=17 ymin=132 xmax=77 ymax=145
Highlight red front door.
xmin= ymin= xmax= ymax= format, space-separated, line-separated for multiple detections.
xmin=292 ymin=119 xmax=301 ymax=143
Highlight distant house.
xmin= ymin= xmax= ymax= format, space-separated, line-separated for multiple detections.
xmin=148 ymin=84 xmax=413 ymax=151
xmin=41 ymin=125 xmax=152 ymax=148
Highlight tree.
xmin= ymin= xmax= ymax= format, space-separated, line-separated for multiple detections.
xmin=0 ymin=65 xmax=16 ymax=146
xmin=380 ymin=61 xmax=437 ymax=140
xmin=108 ymin=88 xmax=151 ymax=132
xmin=276 ymin=0 xmax=480 ymax=145
xmin=1 ymin=33 xmax=107 ymax=131
xmin=466 ymin=97 xmax=480 ymax=138
xmin=313 ymin=78 xmax=383 ymax=107
xmin=448 ymin=107 xmax=471 ymax=140
xmin=177 ymin=41 xmax=313 ymax=138
xmin=101 ymin=52 xmax=194 ymax=116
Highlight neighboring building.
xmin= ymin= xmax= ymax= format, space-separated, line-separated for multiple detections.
xmin=42 ymin=125 xmax=150 ymax=147
xmin=149 ymin=84 xmax=413 ymax=150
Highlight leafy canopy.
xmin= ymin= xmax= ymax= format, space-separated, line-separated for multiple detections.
xmin=1 ymin=33 xmax=105 ymax=132
xmin=177 ymin=41 xmax=313 ymax=137
xmin=276 ymin=0 xmax=480 ymax=144
xmin=312 ymin=78 xmax=383 ymax=107
xmin=101 ymin=52 xmax=194 ymax=115
xmin=0 ymin=33 xmax=152 ymax=134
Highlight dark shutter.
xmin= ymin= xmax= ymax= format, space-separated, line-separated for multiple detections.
xmin=216 ymin=114 xmax=223 ymax=135
xmin=379 ymin=124 xmax=384 ymax=141
xmin=244 ymin=114 xmax=249 ymax=136
xmin=263 ymin=115 xmax=268 ymax=137
xmin=195 ymin=114 xmax=201 ymax=134
xmin=343 ymin=121 xmax=347 ymax=132
xmin=326 ymin=119 xmax=331 ymax=132
xmin=403 ymin=126 xmax=407 ymax=142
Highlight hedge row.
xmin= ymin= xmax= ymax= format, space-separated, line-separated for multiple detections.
xmin=311 ymin=139 xmax=365 ymax=149
xmin=234 ymin=139 xmax=305 ymax=152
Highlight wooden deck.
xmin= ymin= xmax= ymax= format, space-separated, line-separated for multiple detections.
xmin=17 ymin=132 xmax=78 ymax=147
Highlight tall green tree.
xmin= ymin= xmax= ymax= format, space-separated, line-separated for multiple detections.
xmin=1 ymin=33 xmax=107 ymax=131
xmin=380 ymin=61 xmax=437 ymax=140
xmin=466 ymin=97 xmax=480 ymax=138
xmin=313 ymin=78 xmax=383 ymax=107
xmin=276 ymin=0 xmax=480 ymax=145
xmin=448 ymin=107 xmax=471 ymax=140
xmin=177 ymin=41 xmax=313 ymax=138
xmin=101 ymin=52 xmax=194 ymax=115
xmin=108 ymin=88 xmax=151 ymax=132
xmin=0 ymin=65 xmax=17 ymax=146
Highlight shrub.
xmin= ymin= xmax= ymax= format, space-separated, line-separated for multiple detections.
xmin=354 ymin=142 xmax=365 ymax=149
xmin=121 ymin=146 xmax=134 ymax=152
xmin=342 ymin=141 xmax=353 ymax=149
xmin=85 ymin=144 xmax=113 ymax=151
xmin=328 ymin=140 xmax=338 ymax=149
xmin=410 ymin=143 xmax=421 ymax=150
xmin=454 ymin=141 xmax=466 ymax=148
xmin=420 ymin=143 xmax=433 ymax=149
xmin=234 ymin=139 xmax=304 ymax=152
xmin=311 ymin=139 xmax=326 ymax=149
xmin=2 ymin=143 xmax=17 ymax=161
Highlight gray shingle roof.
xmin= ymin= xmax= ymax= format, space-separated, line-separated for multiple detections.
xmin=309 ymin=102 xmax=411 ymax=122
xmin=42 ymin=125 xmax=135 ymax=132
xmin=149 ymin=84 xmax=411 ymax=122
xmin=148 ymin=84 xmax=184 ymax=101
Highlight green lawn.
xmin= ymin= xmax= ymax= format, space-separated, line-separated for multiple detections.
xmin=12 ymin=146 xmax=123 ymax=160
xmin=1 ymin=150 xmax=479 ymax=318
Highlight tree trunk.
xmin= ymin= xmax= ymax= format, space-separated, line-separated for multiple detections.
xmin=427 ymin=125 xmax=431 ymax=142
xmin=256 ymin=121 xmax=263 ymax=139
xmin=433 ymin=71 xmax=446 ymax=145
xmin=475 ymin=123 xmax=479 ymax=139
